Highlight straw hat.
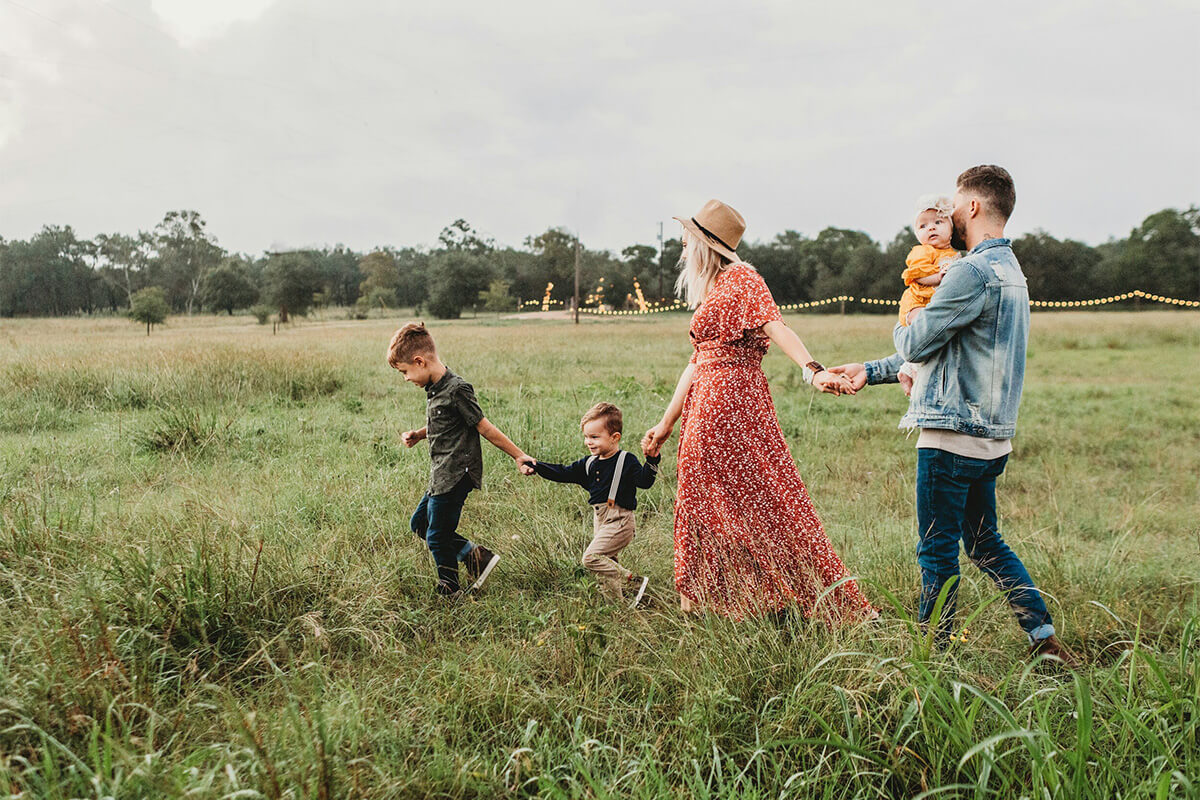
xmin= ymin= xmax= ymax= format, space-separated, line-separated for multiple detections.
xmin=674 ymin=199 xmax=744 ymax=262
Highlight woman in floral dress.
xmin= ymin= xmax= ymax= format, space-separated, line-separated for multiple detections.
xmin=642 ymin=199 xmax=876 ymax=622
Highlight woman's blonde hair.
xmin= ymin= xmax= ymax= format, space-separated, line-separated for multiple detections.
xmin=675 ymin=232 xmax=734 ymax=308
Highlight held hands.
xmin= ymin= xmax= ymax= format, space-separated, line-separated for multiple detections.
xmin=812 ymin=370 xmax=856 ymax=396
xmin=641 ymin=421 xmax=673 ymax=458
xmin=400 ymin=429 xmax=426 ymax=448
xmin=515 ymin=454 xmax=537 ymax=476
xmin=827 ymin=363 xmax=868 ymax=392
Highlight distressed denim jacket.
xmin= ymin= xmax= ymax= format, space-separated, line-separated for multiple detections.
xmin=865 ymin=238 xmax=1028 ymax=438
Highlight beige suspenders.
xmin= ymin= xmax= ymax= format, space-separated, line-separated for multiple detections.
xmin=587 ymin=451 xmax=628 ymax=508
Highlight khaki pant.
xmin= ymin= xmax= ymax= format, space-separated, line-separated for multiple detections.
xmin=583 ymin=503 xmax=635 ymax=599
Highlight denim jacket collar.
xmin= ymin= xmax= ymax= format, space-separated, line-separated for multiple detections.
xmin=969 ymin=237 xmax=1011 ymax=255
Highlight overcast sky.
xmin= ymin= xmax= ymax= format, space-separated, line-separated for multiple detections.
xmin=1 ymin=0 xmax=1197 ymax=255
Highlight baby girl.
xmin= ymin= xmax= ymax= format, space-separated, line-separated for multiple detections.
xmin=898 ymin=195 xmax=960 ymax=386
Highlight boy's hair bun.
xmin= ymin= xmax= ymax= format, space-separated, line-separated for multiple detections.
xmin=387 ymin=321 xmax=436 ymax=366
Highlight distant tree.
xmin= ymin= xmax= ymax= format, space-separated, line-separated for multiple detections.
xmin=883 ymin=228 xmax=918 ymax=264
xmin=313 ymin=245 xmax=362 ymax=306
xmin=427 ymin=250 xmax=493 ymax=318
xmin=661 ymin=237 xmax=683 ymax=299
xmin=496 ymin=245 xmax=543 ymax=305
xmin=861 ymin=228 xmax=921 ymax=310
xmin=263 ymin=250 xmax=323 ymax=322
xmin=353 ymin=287 xmax=396 ymax=319
xmin=1013 ymin=231 xmax=1102 ymax=301
xmin=394 ymin=248 xmax=431 ymax=309
xmin=742 ymin=230 xmax=811 ymax=304
xmin=0 ymin=226 xmax=96 ymax=316
xmin=359 ymin=249 xmax=400 ymax=298
xmin=522 ymin=227 xmax=578 ymax=302
xmin=94 ymin=231 xmax=151 ymax=307
xmin=478 ymin=279 xmax=515 ymax=312
xmin=200 ymin=258 xmax=259 ymax=314
xmin=579 ymin=248 xmax=623 ymax=307
xmin=806 ymin=228 xmax=879 ymax=302
xmin=129 ymin=286 xmax=169 ymax=335
xmin=153 ymin=211 xmax=224 ymax=313
xmin=622 ymin=244 xmax=658 ymax=301
xmin=1096 ymin=207 xmax=1200 ymax=300
xmin=439 ymin=219 xmax=493 ymax=254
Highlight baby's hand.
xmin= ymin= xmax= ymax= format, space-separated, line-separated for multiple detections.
xmin=516 ymin=454 xmax=537 ymax=476
xmin=898 ymin=372 xmax=914 ymax=398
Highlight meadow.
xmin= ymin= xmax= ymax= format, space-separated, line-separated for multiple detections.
xmin=0 ymin=309 xmax=1197 ymax=799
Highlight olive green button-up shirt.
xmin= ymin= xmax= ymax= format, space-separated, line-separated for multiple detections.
xmin=424 ymin=369 xmax=485 ymax=495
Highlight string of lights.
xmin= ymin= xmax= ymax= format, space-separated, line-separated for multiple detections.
xmin=565 ymin=289 xmax=1199 ymax=316
xmin=1027 ymin=290 xmax=1200 ymax=308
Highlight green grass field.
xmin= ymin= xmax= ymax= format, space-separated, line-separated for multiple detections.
xmin=1 ymin=310 xmax=1198 ymax=799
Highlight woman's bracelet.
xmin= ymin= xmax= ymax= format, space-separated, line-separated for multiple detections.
xmin=802 ymin=360 xmax=826 ymax=385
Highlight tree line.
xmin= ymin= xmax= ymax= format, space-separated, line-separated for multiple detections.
xmin=1 ymin=207 xmax=1196 ymax=321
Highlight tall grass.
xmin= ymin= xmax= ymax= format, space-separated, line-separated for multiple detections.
xmin=0 ymin=311 xmax=1197 ymax=798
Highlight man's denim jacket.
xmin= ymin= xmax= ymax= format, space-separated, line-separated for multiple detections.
xmin=865 ymin=238 xmax=1028 ymax=439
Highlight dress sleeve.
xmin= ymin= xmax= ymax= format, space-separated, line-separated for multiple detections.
xmin=714 ymin=266 xmax=781 ymax=342
xmin=902 ymin=245 xmax=941 ymax=287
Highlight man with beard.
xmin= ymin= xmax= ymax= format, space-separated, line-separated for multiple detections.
xmin=831 ymin=165 xmax=1076 ymax=665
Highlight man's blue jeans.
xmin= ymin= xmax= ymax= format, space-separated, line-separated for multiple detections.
xmin=916 ymin=448 xmax=1054 ymax=643
xmin=410 ymin=476 xmax=476 ymax=591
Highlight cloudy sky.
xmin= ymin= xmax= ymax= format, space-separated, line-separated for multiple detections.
xmin=1 ymin=0 xmax=1196 ymax=255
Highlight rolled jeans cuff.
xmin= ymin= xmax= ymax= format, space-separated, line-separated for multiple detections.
xmin=1027 ymin=623 xmax=1055 ymax=645
xmin=456 ymin=542 xmax=476 ymax=561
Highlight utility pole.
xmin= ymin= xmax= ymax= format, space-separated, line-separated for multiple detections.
xmin=574 ymin=233 xmax=581 ymax=325
xmin=657 ymin=221 xmax=665 ymax=300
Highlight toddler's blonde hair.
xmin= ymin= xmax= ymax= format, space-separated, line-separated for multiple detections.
xmin=581 ymin=402 xmax=622 ymax=435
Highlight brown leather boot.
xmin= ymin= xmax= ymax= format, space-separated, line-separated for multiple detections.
xmin=1029 ymin=635 xmax=1080 ymax=669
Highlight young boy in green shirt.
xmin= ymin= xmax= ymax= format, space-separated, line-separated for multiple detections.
xmin=388 ymin=322 xmax=535 ymax=597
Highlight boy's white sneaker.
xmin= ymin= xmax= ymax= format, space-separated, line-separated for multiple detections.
xmin=629 ymin=575 xmax=649 ymax=609
xmin=464 ymin=545 xmax=500 ymax=593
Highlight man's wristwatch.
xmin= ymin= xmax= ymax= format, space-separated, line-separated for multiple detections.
xmin=803 ymin=360 xmax=826 ymax=385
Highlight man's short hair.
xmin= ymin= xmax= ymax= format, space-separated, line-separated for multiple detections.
xmin=580 ymin=402 xmax=622 ymax=435
xmin=387 ymin=322 xmax=436 ymax=367
xmin=957 ymin=165 xmax=1016 ymax=221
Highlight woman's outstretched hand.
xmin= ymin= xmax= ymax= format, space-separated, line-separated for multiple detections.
xmin=813 ymin=370 xmax=856 ymax=395
xmin=641 ymin=421 xmax=673 ymax=457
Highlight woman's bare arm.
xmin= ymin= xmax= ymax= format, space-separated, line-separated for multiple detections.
xmin=762 ymin=320 xmax=854 ymax=395
xmin=641 ymin=362 xmax=696 ymax=456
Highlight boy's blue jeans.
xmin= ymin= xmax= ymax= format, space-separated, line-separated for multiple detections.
xmin=916 ymin=448 xmax=1054 ymax=644
xmin=410 ymin=476 xmax=476 ymax=591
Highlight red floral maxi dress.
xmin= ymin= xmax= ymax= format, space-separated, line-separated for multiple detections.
xmin=674 ymin=263 xmax=875 ymax=621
